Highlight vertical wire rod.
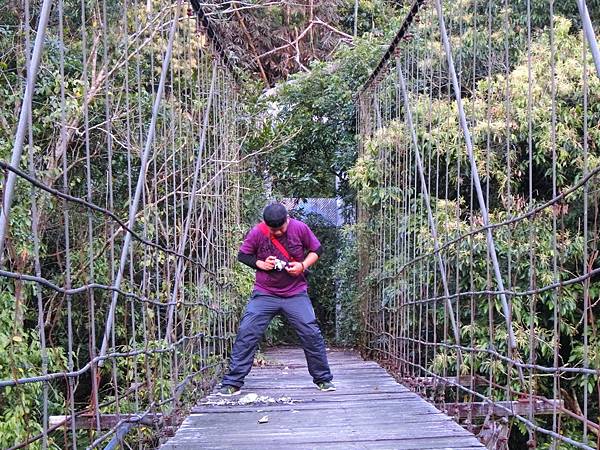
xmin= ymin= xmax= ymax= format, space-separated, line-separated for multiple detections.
xmin=395 ymin=56 xmax=462 ymax=356
xmin=99 ymin=0 xmax=183 ymax=363
xmin=433 ymin=0 xmax=520 ymax=361
xmin=577 ymin=0 xmax=600 ymax=78
xmin=581 ymin=17 xmax=590 ymax=443
xmin=57 ymin=0 xmax=77 ymax=443
xmin=526 ymin=0 xmax=538 ymax=446
xmin=0 ymin=0 xmax=53 ymax=261
xmin=549 ymin=2 xmax=560 ymax=445
xmin=25 ymin=0 xmax=49 ymax=443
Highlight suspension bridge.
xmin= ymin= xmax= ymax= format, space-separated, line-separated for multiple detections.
xmin=0 ymin=0 xmax=599 ymax=449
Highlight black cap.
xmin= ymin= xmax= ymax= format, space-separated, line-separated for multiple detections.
xmin=263 ymin=203 xmax=288 ymax=228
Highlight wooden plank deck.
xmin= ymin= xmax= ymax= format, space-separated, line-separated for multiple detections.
xmin=160 ymin=347 xmax=485 ymax=449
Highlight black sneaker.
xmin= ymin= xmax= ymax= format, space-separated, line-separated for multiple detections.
xmin=315 ymin=381 xmax=336 ymax=392
xmin=216 ymin=385 xmax=241 ymax=397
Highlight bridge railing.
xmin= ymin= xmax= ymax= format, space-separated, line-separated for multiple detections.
xmin=0 ymin=1 xmax=244 ymax=448
xmin=356 ymin=1 xmax=600 ymax=448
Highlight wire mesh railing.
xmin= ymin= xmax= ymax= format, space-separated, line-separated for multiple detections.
xmin=0 ymin=0 xmax=244 ymax=447
xmin=356 ymin=0 xmax=600 ymax=448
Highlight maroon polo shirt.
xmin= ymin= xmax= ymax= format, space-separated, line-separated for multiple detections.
xmin=239 ymin=218 xmax=321 ymax=297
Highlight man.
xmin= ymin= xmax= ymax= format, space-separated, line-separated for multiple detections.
xmin=217 ymin=203 xmax=335 ymax=396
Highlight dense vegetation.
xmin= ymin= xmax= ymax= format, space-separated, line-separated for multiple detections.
xmin=3 ymin=0 xmax=600 ymax=447
xmin=0 ymin=0 xmax=405 ymax=446
xmin=1 ymin=0 xmax=243 ymax=447
xmin=226 ymin=0 xmax=600 ymax=446
xmin=349 ymin=4 xmax=600 ymax=448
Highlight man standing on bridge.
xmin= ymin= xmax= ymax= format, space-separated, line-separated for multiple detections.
xmin=217 ymin=202 xmax=335 ymax=396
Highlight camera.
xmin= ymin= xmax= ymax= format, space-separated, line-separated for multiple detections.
xmin=273 ymin=258 xmax=289 ymax=271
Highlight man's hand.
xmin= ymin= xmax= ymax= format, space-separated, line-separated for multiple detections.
xmin=257 ymin=256 xmax=277 ymax=271
xmin=285 ymin=261 xmax=304 ymax=277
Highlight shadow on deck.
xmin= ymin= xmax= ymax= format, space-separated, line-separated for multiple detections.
xmin=160 ymin=347 xmax=484 ymax=449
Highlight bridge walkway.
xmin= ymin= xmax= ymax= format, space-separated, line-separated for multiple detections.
xmin=160 ymin=347 xmax=485 ymax=449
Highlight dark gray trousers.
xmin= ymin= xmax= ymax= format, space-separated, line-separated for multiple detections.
xmin=222 ymin=291 xmax=333 ymax=388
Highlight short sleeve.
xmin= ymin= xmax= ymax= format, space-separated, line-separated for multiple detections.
xmin=239 ymin=226 xmax=261 ymax=255
xmin=301 ymin=222 xmax=321 ymax=253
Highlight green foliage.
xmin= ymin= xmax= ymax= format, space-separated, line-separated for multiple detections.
xmin=245 ymin=32 xmax=392 ymax=204
xmin=333 ymin=225 xmax=361 ymax=345
xmin=338 ymin=0 xmax=412 ymax=37
xmin=0 ymin=284 xmax=66 ymax=449
xmin=233 ymin=0 xmax=417 ymax=344
xmin=0 ymin=1 xmax=245 ymax=447
xmin=304 ymin=213 xmax=339 ymax=340
xmin=353 ymin=13 xmax=600 ymax=447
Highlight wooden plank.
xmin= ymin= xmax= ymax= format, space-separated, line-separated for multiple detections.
xmin=162 ymin=436 xmax=485 ymax=450
xmin=270 ymin=436 xmax=486 ymax=450
xmin=199 ymin=392 xmax=433 ymax=404
xmin=171 ymin=427 xmax=475 ymax=443
xmin=179 ymin=417 xmax=458 ymax=432
xmin=244 ymin=371 xmax=397 ymax=377
xmin=49 ymin=413 xmax=167 ymax=430
xmin=239 ymin=379 xmax=400 ymax=386
xmin=192 ymin=402 xmax=440 ymax=414
xmin=444 ymin=400 xmax=564 ymax=418
xmin=192 ymin=398 xmax=441 ymax=414
xmin=175 ymin=422 xmax=473 ymax=435
xmin=168 ymin=431 xmax=480 ymax=448
xmin=401 ymin=376 xmax=486 ymax=388
xmin=228 ymin=384 xmax=405 ymax=392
